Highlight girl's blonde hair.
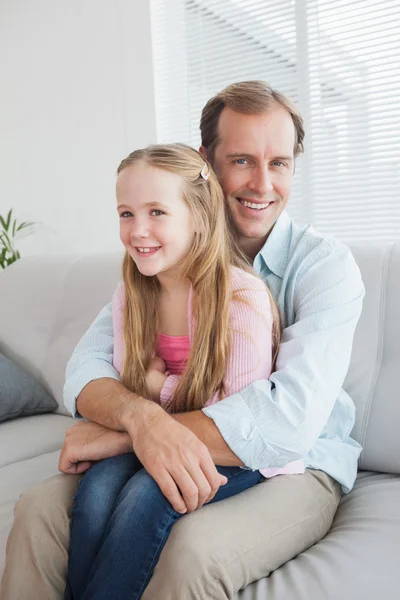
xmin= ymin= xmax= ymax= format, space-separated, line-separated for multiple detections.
xmin=117 ymin=143 xmax=280 ymax=412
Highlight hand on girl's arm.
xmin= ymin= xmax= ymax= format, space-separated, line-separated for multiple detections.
xmin=71 ymin=378 xmax=227 ymax=513
xmin=172 ymin=411 xmax=244 ymax=467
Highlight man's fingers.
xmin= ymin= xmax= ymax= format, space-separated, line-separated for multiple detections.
xmin=74 ymin=461 xmax=92 ymax=474
xmin=203 ymin=473 xmax=228 ymax=504
xmin=155 ymin=469 xmax=188 ymax=514
xmin=169 ymin=466 xmax=201 ymax=513
xmin=60 ymin=461 xmax=92 ymax=475
xmin=200 ymin=457 xmax=228 ymax=503
xmin=183 ymin=464 xmax=213 ymax=509
xmin=58 ymin=451 xmax=71 ymax=474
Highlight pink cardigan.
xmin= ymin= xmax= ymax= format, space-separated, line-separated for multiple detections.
xmin=112 ymin=267 xmax=304 ymax=478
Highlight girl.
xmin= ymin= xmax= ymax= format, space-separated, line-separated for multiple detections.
xmin=65 ymin=144 xmax=303 ymax=600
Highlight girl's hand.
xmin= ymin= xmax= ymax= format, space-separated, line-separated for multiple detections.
xmin=149 ymin=356 xmax=167 ymax=374
xmin=146 ymin=356 xmax=168 ymax=401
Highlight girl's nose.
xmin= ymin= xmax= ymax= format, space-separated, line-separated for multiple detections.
xmin=130 ymin=219 xmax=150 ymax=239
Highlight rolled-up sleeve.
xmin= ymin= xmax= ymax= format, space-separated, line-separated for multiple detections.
xmin=63 ymin=302 xmax=120 ymax=418
xmin=203 ymin=242 xmax=365 ymax=471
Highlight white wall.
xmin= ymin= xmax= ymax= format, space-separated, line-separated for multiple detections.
xmin=0 ymin=0 xmax=157 ymax=256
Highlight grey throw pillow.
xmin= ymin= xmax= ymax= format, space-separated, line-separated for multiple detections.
xmin=0 ymin=353 xmax=58 ymax=423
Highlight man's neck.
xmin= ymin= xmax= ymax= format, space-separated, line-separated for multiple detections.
xmin=238 ymin=236 xmax=267 ymax=263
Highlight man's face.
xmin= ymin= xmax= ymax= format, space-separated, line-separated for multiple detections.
xmin=209 ymin=105 xmax=296 ymax=255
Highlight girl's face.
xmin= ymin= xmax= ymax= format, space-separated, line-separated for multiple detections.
xmin=117 ymin=161 xmax=196 ymax=281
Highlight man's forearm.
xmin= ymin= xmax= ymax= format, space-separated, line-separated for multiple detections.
xmin=76 ymin=377 xmax=162 ymax=438
xmin=76 ymin=378 xmax=242 ymax=466
xmin=172 ymin=411 xmax=243 ymax=467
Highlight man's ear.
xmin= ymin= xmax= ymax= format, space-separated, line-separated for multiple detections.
xmin=199 ymin=146 xmax=208 ymax=160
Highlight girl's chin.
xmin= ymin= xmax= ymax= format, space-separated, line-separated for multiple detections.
xmin=133 ymin=263 xmax=160 ymax=277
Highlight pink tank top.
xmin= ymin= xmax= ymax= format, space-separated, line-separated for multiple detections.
xmin=156 ymin=334 xmax=190 ymax=375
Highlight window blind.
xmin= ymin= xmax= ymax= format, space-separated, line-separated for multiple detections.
xmin=150 ymin=0 xmax=400 ymax=242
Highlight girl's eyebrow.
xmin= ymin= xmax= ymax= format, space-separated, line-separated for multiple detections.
xmin=117 ymin=201 xmax=169 ymax=210
xmin=142 ymin=201 xmax=169 ymax=209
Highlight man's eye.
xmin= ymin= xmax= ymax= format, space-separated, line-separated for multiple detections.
xmin=150 ymin=209 xmax=164 ymax=216
xmin=234 ymin=158 xmax=248 ymax=165
xmin=272 ymin=161 xmax=285 ymax=167
xmin=120 ymin=211 xmax=133 ymax=218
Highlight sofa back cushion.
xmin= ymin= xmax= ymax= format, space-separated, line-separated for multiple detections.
xmin=0 ymin=253 xmax=122 ymax=417
xmin=344 ymin=242 xmax=400 ymax=473
xmin=0 ymin=243 xmax=399 ymax=473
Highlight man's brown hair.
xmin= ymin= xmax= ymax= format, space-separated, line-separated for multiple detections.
xmin=200 ymin=80 xmax=305 ymax=163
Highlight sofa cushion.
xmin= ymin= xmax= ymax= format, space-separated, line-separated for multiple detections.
xmin=0 ymin=253 xmax=122 ymax=416
xmin=344 ymin=243 xmax=400 ymax=473
xmin=0 ymin=353 xmax=58 ymax=423
xmin=0 ymin=413 xmax=73 ymax=469
xmin=235 ymin=471 xmax=400 ymax=600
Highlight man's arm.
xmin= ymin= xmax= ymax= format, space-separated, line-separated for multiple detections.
xmin=202 ymin=242 xmax=365 ymax=479
xmin=173 ymin=411 xmax=242 ymax=465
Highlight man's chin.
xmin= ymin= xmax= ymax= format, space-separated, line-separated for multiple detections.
xmin=234 ymin=217 xmax=277 ymax=241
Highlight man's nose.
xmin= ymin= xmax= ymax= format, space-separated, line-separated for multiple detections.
xmin=249 ymin=166 xmax=273 ymax=196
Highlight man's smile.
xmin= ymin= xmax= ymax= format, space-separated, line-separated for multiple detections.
xmin=236 ymin=198 xmax=274 ymax=212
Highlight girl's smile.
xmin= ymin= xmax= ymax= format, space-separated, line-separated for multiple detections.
xmin=116 ymin=160 xmax=195 ymax=284
xmin=134 ymin=246 xmax=161 ymax=256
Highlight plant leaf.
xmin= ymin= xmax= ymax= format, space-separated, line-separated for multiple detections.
xmin=17 ymin=221 xmax=35 ymax=232
xmin=5 ymin=209 xmax=12 ymax=231
xmin=0 ymin=230 xmax=13 ymax=249
xmin=0 ymin=234 xmax=11 ymax=251
xmin=0 ymin=215 xmax=7 ymax=231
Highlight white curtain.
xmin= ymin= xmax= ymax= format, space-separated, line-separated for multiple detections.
xmin=150 ymin=0 xmax=400 ymax=242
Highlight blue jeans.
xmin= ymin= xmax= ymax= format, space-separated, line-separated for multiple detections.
xmin=65 ymin=453 xmax=263 ymax=600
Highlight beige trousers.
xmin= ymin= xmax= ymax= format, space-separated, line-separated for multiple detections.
xmin=0 ymin=469 xmax=340 ymax=600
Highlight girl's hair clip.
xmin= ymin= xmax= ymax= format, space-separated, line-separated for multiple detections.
xmin=200 ymin=162 xmax=210 ymax=181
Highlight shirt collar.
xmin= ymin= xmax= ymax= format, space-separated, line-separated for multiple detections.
xmin=257 ymin=210 xmax=292 ymax=278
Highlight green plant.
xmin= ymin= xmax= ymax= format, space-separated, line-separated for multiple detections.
xmin=0 ymin=209 xmax=36 ymax=270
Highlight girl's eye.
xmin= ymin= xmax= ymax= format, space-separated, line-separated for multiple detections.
xmin=120 ymin=211 xmax=133 ymax=218
xmin=150 ymin=209 xmax=165 ymax=216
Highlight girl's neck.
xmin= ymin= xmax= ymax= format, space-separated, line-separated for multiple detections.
xmin=156 ymin=272 xmax=191 ymax=296
xmin=157 ymin=273 xmax=191 ymax=337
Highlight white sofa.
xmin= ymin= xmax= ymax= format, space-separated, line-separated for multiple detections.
xmin=1 ymin=244 xmax=399 ymax=599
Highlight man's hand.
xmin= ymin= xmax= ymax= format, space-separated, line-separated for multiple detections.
xmin=123 ymin=405 xmax=227 ymax=514
xmin=58 ymin=421 xmax=132 ymax=475
xmin=74 ymin=378 xmax=229 ymax=513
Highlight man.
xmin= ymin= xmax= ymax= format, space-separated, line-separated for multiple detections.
xmin=1 ymin=81 xmax=364 ymax=599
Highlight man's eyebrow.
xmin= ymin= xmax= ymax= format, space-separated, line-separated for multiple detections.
xmin=225 ymin=153 xmax=256 ymax=160
xmin=274 ymin=156 xmax=294 ymax=162
xmin=225 ymin=153 xmax=294 ymax=162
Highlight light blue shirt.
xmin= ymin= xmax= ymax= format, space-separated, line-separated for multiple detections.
xmin=64 ymin=211 xmax=365 ymax=493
